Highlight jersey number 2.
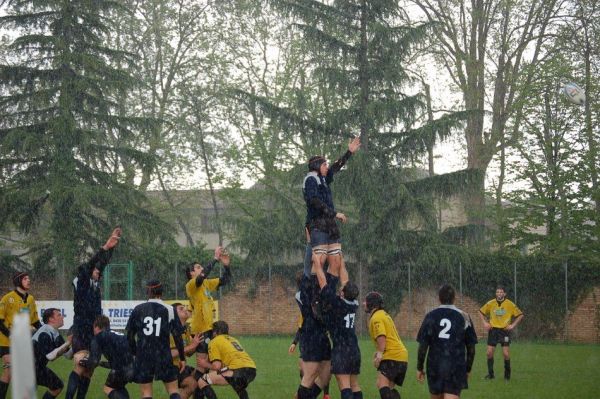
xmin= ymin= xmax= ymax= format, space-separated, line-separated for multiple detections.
xmin=143 ymin=316 xmax=162 ymax=337
xmin=438 ymin=318 xmax=451 ymax=339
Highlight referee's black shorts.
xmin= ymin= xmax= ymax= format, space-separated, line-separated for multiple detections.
xmin=377 ymin=360 xmax=407 ymax=386
xmin=487 ymin=327 xmax=511 ymax=347
xmin=35 ymin=366 xmax=63 ymax=391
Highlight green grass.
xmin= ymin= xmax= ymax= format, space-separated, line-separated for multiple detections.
xmin=10 ymin=337 xmax=600 ymax=398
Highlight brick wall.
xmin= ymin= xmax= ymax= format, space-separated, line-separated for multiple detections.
xmin=218 ymin=279 xmax=600 ymax=344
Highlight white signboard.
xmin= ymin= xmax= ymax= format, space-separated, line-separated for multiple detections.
xmin=37 ymin=300 xmax=145 ymax=330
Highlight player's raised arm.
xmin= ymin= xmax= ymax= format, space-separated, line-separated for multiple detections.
xmin=218 ymin=250 xmax=232 ymax=288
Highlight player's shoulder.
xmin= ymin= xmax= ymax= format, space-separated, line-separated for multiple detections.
xmin=1 ymin=290 xmax=16 ymax=302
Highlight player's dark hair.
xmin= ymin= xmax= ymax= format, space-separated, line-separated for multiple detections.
xmin=12 ymin=271 xmax=28 ymax=288
xmin=308 ymin=156 xmax=326 ymax=172
xmin=496 ymin=285 xmax=505 ymax=292
xmin=342 ymin=282 xmax=359 ymax=301
xmin=93 ymin=315 xmax=111 ymax=331
xmin=185 ymin=262 xmax=202 ymax=280
xmin=438 ymin=284 xmax=456 ymax=305
xmin=365 ymin=291 xmax=384 ymax=313
xmin=42 ymin=308 xmax=60 ymax=324
xmin=213 ymin=320 xmax=229 ymax=335
xmin=146 ymin=279 xmax=163 ymax=297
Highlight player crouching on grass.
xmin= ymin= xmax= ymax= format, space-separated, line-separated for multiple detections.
xmin=79 ymin=315 xmax=134 ymax=399
xmin=32 ymin=308 xmax=72 ymax=399
xmin=364 ymin=292 xmax=409 ymax=399
xmin=170 ymin=303 xmax=204 ymax=399
xmin=416 ymin=284 xmax=477 ymax=399
xmin=197 ymin=320 xmax=256 ymax=399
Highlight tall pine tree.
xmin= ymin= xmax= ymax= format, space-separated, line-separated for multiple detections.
xmin=0 ymin=0 xmax=169 ymax=294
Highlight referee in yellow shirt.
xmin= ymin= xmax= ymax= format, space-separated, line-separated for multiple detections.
xmin=479 ymin=286 xmax=523 ymax=381
xmin=365 ymin=292 xmax=409 ymax=399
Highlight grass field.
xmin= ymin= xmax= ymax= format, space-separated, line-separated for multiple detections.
xmin=9 ymin=336 xmax=600 ymax=398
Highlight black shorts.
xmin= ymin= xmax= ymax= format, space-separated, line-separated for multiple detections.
xmin=427 ymin=371 xmax=467 ymax=396
xmin=378 ymin=360 xmax=407 ymax=386
xmin=105 ymin=366 xmax=134 ymax=390
xmin=195 ymin=330 xmax=213 ymax=354
xmin=177 ymin=365 xmax=196 ymax=387
xmin=134 ymin=354 xmax=179 ymax=384
xmin=487 ymin=328 xmax=511 ymax=347
xmin=225 ymin=368 xmax=256 ymax=393
xmin=35 ymin=366 xmax=63 ymax=390
xmin=299 ymin=332 xmax=331 ymax=362
xmin=0 ymin=346 xmax=9 ymax=357
xmin=331 ymin=344 xmax=360 ymax=375
xmin=71 ymin=329 xmax=93 ymax=353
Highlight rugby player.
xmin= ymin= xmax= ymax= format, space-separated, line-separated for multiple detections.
xmin=314 ymin=260 xmax=362 ymax=399
xmin=126 ymin=279 xmax=185 ymax=399
xmin=198 ymin=320 xmax=256 ymax=399
xmin=32 ymin=308 xmax=71 ymax=399
xmin=365 ymin=292 xmax=408 ymax=399
xmin=80 ymin=315 xmax=134 ymax=398
xmin=303 ymin=136 xmax=361 ymax=285
xmin=416 ymin=285 xmax=477 ymax=399
xmin=66 ymin=227 xmax=121 ymax=399
xmin=479 ymin=286 xmax=523 ymax=380
xmin=170 ymin=303 xmax=205 ymax=399
xmin=0 ymin=271 xmax=42 ymax=399
xmin=185 ymin=246 xmax=231 ymax=380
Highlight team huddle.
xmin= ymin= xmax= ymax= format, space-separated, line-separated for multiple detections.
xmin=0 ymin=137 xmax=524 ymax=399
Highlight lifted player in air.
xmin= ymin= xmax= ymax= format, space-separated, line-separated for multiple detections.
xmin=66 ymin=227 xmax=121 ymax=399
xmin=185 ymin=245 xmax=231 ymax=391
xmin=303 ymin=137 xmax=361 ymax=285
xmin=364 ymin=292 xmax=409 ymax=399
xmin=479 ymin=286 xmax=523 ymax=381
xmin=198 ymin=320 xmax=256 ymax=399
xmin=32 ymin=308 xmax=72 ymax=399
xmin=126 ymin=279 xmax=186 ymax=399
xmin=170 ymin=303 xmax=204 ymax=399
xmin=0 ymin=271 xmax=42 ymax=399
xmin=416 ymin=285 xmax=477 ymax=399
xmin=80 ymin=315 xmax=134 ymax=399
xmin=314 ymin=260 xmax=362 ymax=399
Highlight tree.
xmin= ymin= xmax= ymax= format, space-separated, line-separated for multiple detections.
xmin=0 ymin=0 xmax=170 ymax=294
xmin=412 ymin=0 xmax=563 ymax=235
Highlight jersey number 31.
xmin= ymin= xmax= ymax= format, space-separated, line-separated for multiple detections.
xmin=143 ymin=317 xmax=162 ymax=337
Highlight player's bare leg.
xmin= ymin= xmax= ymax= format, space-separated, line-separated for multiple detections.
xmin=311 ymin=246 xmax=328 ymax=274
xmin=317 ymin=360 xmax=331 ymax=391
xmin=350 ymin=374 xmax=361 ymax=394
xmin=164 ymin=379 xmax=181 ymax=397
xmin=325 ymin=244 xmax=348 ymax=287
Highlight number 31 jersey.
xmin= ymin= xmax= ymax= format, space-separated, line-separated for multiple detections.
xmin=126 ymin=298 xmax=177 ymax=359
xmin=416 ymin=305 xmax=478 ymax=376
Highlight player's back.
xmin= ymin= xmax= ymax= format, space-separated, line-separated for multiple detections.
xmin=95 ymin=330 xmax=133 ymax=370
xmin=418 ymin=305 xmax=477 ymax=375
xmin=127 ymin=299 xmax=175 ymax=357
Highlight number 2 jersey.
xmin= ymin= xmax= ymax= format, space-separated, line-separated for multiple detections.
xmin=126 ymin=299 xmax=184 ymax=363
xmin=416 ymin=305 xmax=478 ymax=377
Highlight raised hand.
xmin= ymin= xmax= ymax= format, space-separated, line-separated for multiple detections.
xmin=348 ymin=136 xmax=361 ymax=153
xmin=102 ymin=227 xmax=122 ymax=250
xmin=220 ymin=250 xmax=231 ymax=267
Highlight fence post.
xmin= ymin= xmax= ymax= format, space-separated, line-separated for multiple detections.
xmin=268 ymin=263 xmax=272 ymax=335
xmin=408 ymin=262 xmax=412 ymax=337
xmin=514 ymin=261 xmax=517 ymax=306
xmin=459 ymin=262 xmax=463 ymax=308
xmin=564 ymin=260 xmax=568 ymax=342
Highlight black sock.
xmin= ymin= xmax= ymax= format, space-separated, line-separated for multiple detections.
xmin=379 ymin=387 xmax=392 ymax=399
xmin=0 ymin=381 xmax=8 ymax=399
xmin=65 ymin=371 xmax=80 ymax=399
xmin=390 ymin=389 xmax=401 ymax=399
xmin=353 ymin=391 xmax=363 ymax=399
xmin=76 ymin=376 xmax=90 ymax=399
xmin=42 ymin=391 xmax=57 ymax=399
xmin=341 ymin=388 xmax=353 ymax=399
xmin=108 ymin=389 xmax=130 ymax=399
xmin=487 ymin=358 xmax=494 ymax=376
xmin=323 ymin=383 xmax=329 ymax=394
xmin=310 ymin=384 xmax=322 ymax=397
xmin=504 ymin=359 xmax=511 ymax=377
xmin=201 ymin=386 xmax=217 ymax=399
xmin=169 ymin=394 xmax=181 ymax=399
xmin=297 ymin=385 xmax=313 ymax=399
xmin=237 ymin=389 xmax=249 ymax=399
xmin=194 ymin=387 xmax=205 ymax=399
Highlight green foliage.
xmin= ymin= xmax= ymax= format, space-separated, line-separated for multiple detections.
xmin=0 ymin=0 xmax=171 ymax=282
